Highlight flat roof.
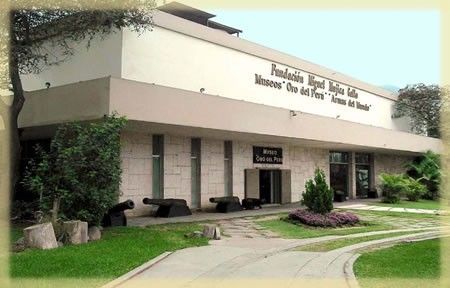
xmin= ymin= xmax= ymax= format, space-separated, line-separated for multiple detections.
xmin=157 ymin=2 xmax=242 ymax=35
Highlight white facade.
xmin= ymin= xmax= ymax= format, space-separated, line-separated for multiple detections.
xmin=22 ymin=10 xmax=409 ymax=132
xmin=18 ymin=6 xmax=440 ymax=216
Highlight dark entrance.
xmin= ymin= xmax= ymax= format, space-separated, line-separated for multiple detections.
xmin=329 ymin=152 xmax=349 ymax=200
xmin=259 ymin=170 xmax=281 ymax=204
xmin=355 ymin=153 xmax=371 ymax=198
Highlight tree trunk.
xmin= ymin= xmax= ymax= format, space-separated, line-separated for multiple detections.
xmin=9 ymin=56 xmax=25 ymax=200
xmin=51 ymin=197 xmax=60 ymax=224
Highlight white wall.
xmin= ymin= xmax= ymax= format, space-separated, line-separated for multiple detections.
xmin=21 ymin=32 xmax=123 ymax=91
xmin=121 ymin=26 xmax=408 ymax=131
xmin=20 ymin=23 xmax=409 ymax=132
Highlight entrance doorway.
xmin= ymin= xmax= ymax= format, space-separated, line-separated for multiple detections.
xmin=329 ymin=152 xmax=349 ymax=199
xmin=355 ymin=153 xmax=371 ymax=198
xmin=259 ymin=170 xmax=281 ymax=204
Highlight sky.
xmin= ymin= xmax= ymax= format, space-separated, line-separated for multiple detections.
xmin=210 ymin=10 xmax=440 ymax=90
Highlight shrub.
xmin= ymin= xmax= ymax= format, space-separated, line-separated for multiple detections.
xmin=301 ymin=168 xmax=333 ymax=214
xmin=404 ymin=178 xmax=427 ymax=201
xmin=288 ymin=209 xmax=359 ymax=227
xmin=406 ymin=150 xmax=441 ymax=200
xmin=379 ymin=173 xmax=406 ymax=204
xmin=23 ymin=113 xmax=127 ymax=226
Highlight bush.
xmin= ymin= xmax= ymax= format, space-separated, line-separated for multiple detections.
xmin=23 ymin=113 xmax=127 ymax=226
xmin=288 ymin=209 xmax=359 ymax=227
xmin=301 ymin=168 xmax=333 ymax=214
xmin=406 ymin=150 xmax=441 ymax=200
xmin=404 ymin=178 xmax=427 ymax=201
xmin=379 ymin=173 xmax=405 ymax=204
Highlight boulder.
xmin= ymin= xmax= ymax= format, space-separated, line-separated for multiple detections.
xmin=62 ymin=220 xmax=88 ymax=244
xmin=213 ymin=227 xmax=221 ymax=240
xmin=202 ymin=224 xmax=216 ymax=239
xmin=12 ymin=237 xmax=26 ymax=252
xmin=184 ymin=231 xmax=203 ymax=238
xmin=23 ymin=222 xmax=58 ymax=250
xmin=88 ymin=226 xmax=102 ymax=241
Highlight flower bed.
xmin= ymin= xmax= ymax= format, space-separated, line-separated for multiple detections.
xmin=288 ymin=209 xmax=360 ymax=227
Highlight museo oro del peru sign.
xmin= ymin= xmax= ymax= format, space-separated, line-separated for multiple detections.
xmin=254 ymin=63 xmax=371 ymax=112
xmin=253 ymin=146 xmax=283 ymax=164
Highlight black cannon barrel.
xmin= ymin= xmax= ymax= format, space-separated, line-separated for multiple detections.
xmin=143 ymin=198 xmax=187 ymax=206
xmin=209 ymin=196 xmax=240 ymax=203
xmin=108 ymin=199 xmax=135 ymax=214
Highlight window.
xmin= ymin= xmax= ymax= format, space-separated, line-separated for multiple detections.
xmin=224 ymin=141 xmax=233 ymax=196
xmin=152 ymin=135 xmax=164 ymax=199
xmin=329 ymin=151 xmax=349 ymax=164
xmin=355 ymin=153 xmax=370 ymax=164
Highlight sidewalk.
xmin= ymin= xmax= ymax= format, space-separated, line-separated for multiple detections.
xmin=128 ymin=199 xmax=376 ymax=227
xmin=337 ymin=203 xmax=442 ymax=214
xmin=110 ymin=228 xmax=444 ymax=288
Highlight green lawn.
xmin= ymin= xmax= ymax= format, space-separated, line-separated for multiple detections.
xmin=296 ymin=230 xmax=424 ymax=252
xmin=10 ymin=223 xmax=208 ymax=287
xmin=258 ymin=218 xmax=393 ymax=239
xmin=371 ymin=199 xmax=441 ymax=210
xmin=354 ymin=238 xmax=440 ymax=288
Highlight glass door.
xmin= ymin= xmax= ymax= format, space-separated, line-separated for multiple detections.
xmin=329 ymin=152 xmax=349 ymax=199
xmin=355 ymin=153 xmax=371 ymax=198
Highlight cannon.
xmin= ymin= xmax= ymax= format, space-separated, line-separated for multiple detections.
xmin=142 ymin=198 xmax=192 ymax=218
xmin=209 ymin=196 xmax=243 ymax=213
xmin=102 ymin=199 xmax=135 ymax=227
xmin=242 ymin=198 xmax=264 ymax=210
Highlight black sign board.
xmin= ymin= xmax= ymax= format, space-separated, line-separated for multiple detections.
xmin=253 ymin=146 xmax=283 ymax=164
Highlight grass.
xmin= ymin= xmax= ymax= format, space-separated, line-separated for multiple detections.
xmin=296 ymin=230 xmax=424 ymax=252
xmin=258 ymin=218 xmax=393 ymax=239
xmin=10 ymin=223 xmax=208 ymax=287
xmin=371 ymin=199 xmax=441 ymax=210
xmin=11 ymin=224 xmax=25 ymax=243
xmin=354 ymin=238 xmax=440 ymax=288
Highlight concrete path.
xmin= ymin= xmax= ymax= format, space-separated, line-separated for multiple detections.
xmin=337 ymin=203 xmax=443 ymax=215
xmin=112 ymin=225 xmax=444 ymax=288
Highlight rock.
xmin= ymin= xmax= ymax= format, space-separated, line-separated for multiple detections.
xmin=202 ymin=224 xmax=217 ymax=239
xmin=57 ymin=241 xmax=64 ymax=247
xmin=213 ymin=227 xmax=221 ymax=240
xmin=62 ymin=220 xmax=88 ymax=244
xmin=184 ymin=231 xmax=203 ymax=238
xmin=88 ymin=226 xmax=101 ymax=241
xmin=12 ymin=237 xmax=26 ymax=252
xmin=23 ymin=222 xmax=58 ymax=250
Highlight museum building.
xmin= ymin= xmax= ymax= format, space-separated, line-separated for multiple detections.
xmin=19 ymin=2 xmax=442 ymax=215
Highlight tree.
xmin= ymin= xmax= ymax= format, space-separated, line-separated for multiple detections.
xmin=0 ymin=0 xmax=155 ymax=198
xmin=23 ymin=114 xmax=127 ymax=226
xmin=301 ymin=168 xmax=333 ymax=214
xmin=392 ymin=83 xmax=446 ymax=138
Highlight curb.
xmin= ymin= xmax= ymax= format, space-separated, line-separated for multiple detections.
xmin=344 ymin=253 xmax=361 ymax=288
xmin=101 ymin=251 xmax=173 ymax=288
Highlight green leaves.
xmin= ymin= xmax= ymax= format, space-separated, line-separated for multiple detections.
xmin=23 ymin=113 xmax=127 ymax=225
xmin=301 ymin=168 xmax=333 ymax=214
xmin=406 ymin=150 xmax=441 ymax=199
xmin=393 ymin=84 xmax=445 ymax=138
xmin=379 ymin=173 xmax=427 ymax=203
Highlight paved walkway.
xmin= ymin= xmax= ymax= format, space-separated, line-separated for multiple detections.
xmin=113 ymin=228 xmax=444 ymax=288
xmin=111 ymin=208 xmax=447 ymax=288
xmin=338 ymin=203 xmax=443 ymax=215
xmin=128 ymin=203 xmax=301 ymax=227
